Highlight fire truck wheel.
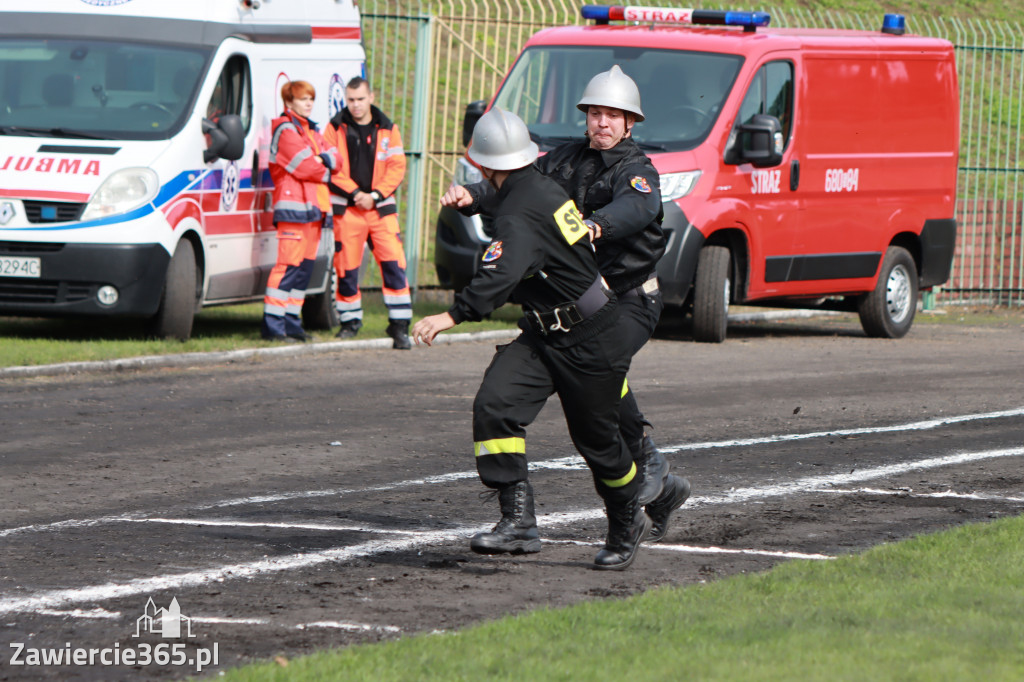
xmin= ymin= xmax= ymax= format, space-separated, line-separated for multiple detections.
xmin=857 ymin=245 xmax=918 ymax=339
xmin=302 ymin=268 xmax=340 ymax=331
xmin=149 ymin=238 xmax=199 ymax=341
xmin=692 ymin=243 xmax=731 ymax=343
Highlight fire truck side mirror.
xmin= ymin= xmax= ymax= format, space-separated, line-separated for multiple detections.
xmin=733 ymin=114 xmax=778 ymax=166
xmin=202 ymin=114 xmax=245 ymax=163
xmin=462 ymin=100 xmax=487 ymax=147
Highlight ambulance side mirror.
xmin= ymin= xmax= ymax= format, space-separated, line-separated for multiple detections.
xmin=462 ymin=100 xmax=487 ymax=147
xmin=726 ymin=114 xmax=784 ymax=168
xmin=202 ymin=114 xmax=245 ymax=163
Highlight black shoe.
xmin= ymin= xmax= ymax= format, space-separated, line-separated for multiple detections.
xmin=636 ymin=435 xmax=669 ymax=506
xmin=594 ymin=493 xmax=652 ymax=570
xmin=386 ymin=320 xmax=412 ymax=350
xmin=287 ymin=331 xmax=313 ymax=343
xmin=645 ymin=474 xmax=691 ymax=543
xmin=335 ymin=320 xmax=362 ymax=339
xmin=470 ymin=481 xmax=542 ymax=555
xmin=262 ymin=334 xmax=300 ymax=344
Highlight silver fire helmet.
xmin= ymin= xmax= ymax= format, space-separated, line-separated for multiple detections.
xmin=576 ymin=64 xmax=645 ymax=122
xmin=467 ymin=107 xmax=539 ymax=171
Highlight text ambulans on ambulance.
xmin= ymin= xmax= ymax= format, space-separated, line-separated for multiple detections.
xmin=434 ymin=7 xmax=959 ymax=341
xmin=0 ymin=0 xmax=365 ymax=340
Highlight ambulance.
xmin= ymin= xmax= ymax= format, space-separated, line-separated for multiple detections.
xmin=0 ymin=0 xmax=366 ymax=340
xmin=434 ymin=6 xmax=959 ymax=341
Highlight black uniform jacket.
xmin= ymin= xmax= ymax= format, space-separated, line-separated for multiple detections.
xmin=449 ymin=166 xmax=616 ymax=347
xmin=465 ymin=137 xmax=665 ymax=295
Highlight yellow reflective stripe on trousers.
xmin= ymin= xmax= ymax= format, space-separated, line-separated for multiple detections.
xmin=621 ymin=377 xmax=629 ymax=399
xmin=601 ymin=461 xmax=637 ymax=488
xmin=474 ymin=437 xmax=526 ymax=457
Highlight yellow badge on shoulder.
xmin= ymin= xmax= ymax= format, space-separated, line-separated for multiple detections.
xmin=553 ymin=200 xmax=587 ymax=245
xmin=482 ymin=241 xmax=503 ymax=262
xmin=630 ymin=176 xmax=652 ymax=193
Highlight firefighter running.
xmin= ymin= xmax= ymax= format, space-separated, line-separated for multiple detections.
xmin=413 ymin=108 xmax=650 ymax=570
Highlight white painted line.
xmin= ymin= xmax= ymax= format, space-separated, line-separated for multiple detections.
xmin=652 ymin=544 xmax=835 ymax=561
xmin=2 ymin=444 xmax=1022 ymax=617
xmin=542 ymin=538 xmax=833 ymax=561
xmin=124 ymin=518 xmax=420 ymax=535
xmin=297 ymin=621 xmax=401 ymax=633
xmin=35 ymin=607 xmax=122 ymax=620
xmin=191 ymin=616 xmax=269 ymax=625
xmin=660 ymin=406 xmax=1024 ymax=454
xmin=815 ymin=488 xmax=1024 ymax=503
xmin=4 ymin=406 xmax=1021 ymax=540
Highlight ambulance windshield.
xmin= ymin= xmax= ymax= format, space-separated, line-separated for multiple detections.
xmin=494 ymin=46 xmax=743 ymax=152
xmin=0 ymin=38 xmax=208 ymax=141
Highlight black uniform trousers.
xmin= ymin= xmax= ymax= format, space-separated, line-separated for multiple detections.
xmin=617 ymin=287 xmax=665 ymax=456
xmin=472 ymin=323 xmax=639 ymax=504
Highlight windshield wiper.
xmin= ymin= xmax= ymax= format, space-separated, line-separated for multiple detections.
xmin=634 ymin=141 xmax=668 ymax=151
xmin=0 ymin=125 xmax=109 ymax=139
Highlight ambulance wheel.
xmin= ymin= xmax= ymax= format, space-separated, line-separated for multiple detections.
xmin=149 ymin=239 xmax=199 ymax=341
xmin=692 ymin=244 xmax=730 ymax=343
xmin=857 ymin=246 xmax=918 ymax=339
xmin=302 ymin=268 xmax=340 ymax=331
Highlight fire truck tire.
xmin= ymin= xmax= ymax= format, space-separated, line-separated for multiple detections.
xmin=857 ymin=245 xmax=918 ymax=339
xmin=692 ymin=243 xmax=730 ymax=343
xmin=302 ymin=268 xmax=339 ymax=331
xmin=149 ymin=238 xmax=198 ymax=341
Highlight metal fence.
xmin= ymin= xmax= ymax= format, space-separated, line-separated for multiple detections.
xmin=361 ymin=0 xmax=1024 ymax=306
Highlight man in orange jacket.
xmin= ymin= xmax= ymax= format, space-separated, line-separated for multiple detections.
xmin=325 ymin=77 xmax=412 ymax=349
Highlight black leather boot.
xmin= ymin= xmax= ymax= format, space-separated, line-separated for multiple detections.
xmin=636 ymin=434 xmax=669 ymax=506
xmin=470 ymin=481 xmax=542 ymax=554
xmin=645 ymin=474 xmax=691 ymax=543
xmin=386 ymin=320 xmax=412 ymax=350
xmin=335 ymin=319 xmax=362 ymax=339
xmin=594 ymin=492 xmax=651 ymax=570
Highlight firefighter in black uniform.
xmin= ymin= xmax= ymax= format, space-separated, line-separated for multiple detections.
xmin=414 ymin=107 xmax=650 ymax=570
xmin=442 ymin=65 xmax=690 ymax=542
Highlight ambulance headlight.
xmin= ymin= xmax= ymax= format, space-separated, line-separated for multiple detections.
xmin=81 ymin=168 xmax=159 ymax=221
xmin=454 ymin=157 xmax=483 ymax=186
xmin=660 ymin=171 xmax=701 ymax=201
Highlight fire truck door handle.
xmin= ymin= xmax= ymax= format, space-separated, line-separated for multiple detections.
xmin=790 ymin=159 xmax=800 ymax=191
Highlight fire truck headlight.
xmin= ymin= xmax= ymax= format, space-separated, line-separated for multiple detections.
xmin=660 ymin=170 xmax=701 ymax=202
xmin=81 ymin=168 xmax=159 ymax=221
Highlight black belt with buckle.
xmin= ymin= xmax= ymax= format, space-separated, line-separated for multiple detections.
xmin=620 ymin=272 xmax=659 ymax=299
xmin=527 ymin=276 xmax=610 ymax=336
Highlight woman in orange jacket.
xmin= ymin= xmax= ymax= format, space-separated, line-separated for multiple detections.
xmin=262 ymin=80 xmax=339 ymax=342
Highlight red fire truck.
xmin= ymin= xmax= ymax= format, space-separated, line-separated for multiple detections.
xmin=435 ymin=6 xmax=959 ymax=341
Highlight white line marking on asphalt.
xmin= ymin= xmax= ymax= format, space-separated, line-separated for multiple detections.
xmin=543 ymin=538 xmax=834 ymax=561
xmin=191 ymin=617 xmax=270 ymax=625
xmin=2 ymin=444 xmax=1022 ymax=617
xmin=297 ymin=621 xmax=402 ymax=633
xmin=3 ymin=406 xmax=1021 ymax=539
xmin=35 ymin=607 xmax=122 ymax=620
xmin=124 ymin=518 xmax=421 ymax=535
xmin=659 ymin=406 xmax=1024 ymax=454
xmin=814 ymin=488 xmax=1024 ymax=503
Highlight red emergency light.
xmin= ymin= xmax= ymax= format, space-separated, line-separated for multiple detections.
xmin=581 ymin=5 xmax=771 ymax=30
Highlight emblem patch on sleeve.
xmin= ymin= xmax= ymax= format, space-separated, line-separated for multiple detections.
xmin=482 ymin=241 xmax=503 ymax=262
xmin=630 ymin=176 xmax=652 ymax=193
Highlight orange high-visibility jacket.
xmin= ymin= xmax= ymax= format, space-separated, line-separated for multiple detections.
xmin=325 ymin=105 xmax=406 ymax=217
xmin=269 ymin=111 xmax=338 ymax=224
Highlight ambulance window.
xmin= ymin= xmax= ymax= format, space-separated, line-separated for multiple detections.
xmin=207 ymin=55 xmax=252 ymax=133
xmin=737 ymin=60 xmax=793 ymax=147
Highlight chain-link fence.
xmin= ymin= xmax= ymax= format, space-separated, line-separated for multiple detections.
xmin=362 ymin=0 xmax=1024 ymax=306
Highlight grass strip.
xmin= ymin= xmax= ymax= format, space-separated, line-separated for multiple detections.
xmin=0 ymin=298 xmax=521 ymax=369
xmin=214 ymin=514 xmax=1024 ymax=681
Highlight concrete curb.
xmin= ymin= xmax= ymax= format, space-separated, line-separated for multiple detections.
xmin=1 ymin=309 xmax=841 ymax=379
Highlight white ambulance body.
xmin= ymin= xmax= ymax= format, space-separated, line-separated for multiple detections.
xmin=0 ymin=0 xmax=365 ymax=339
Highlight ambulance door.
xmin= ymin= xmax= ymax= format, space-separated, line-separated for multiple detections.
xmin=201 ymin=54 xmax=261 ymax=301
xmin=726 ymin=59 xmax=799 ymax=298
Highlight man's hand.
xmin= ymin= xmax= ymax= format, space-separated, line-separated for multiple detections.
xmin=585 ymin=219 xmax=602 ymax=241
xmin=353 ymin=191 xmax=376 ymax=211
xmin=440 ymin=184 xmax=473 ymax=209
xmin=412 ymin=312 xmax=456 ymax=346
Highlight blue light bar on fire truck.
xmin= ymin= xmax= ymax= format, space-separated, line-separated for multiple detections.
xmin=581 ymin=5 xmax=771 ymax=30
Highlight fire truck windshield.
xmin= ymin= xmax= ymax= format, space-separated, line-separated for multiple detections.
xmin=493 ymin=45 xmax=743 ymax=152
xmin=0 ymin=37 xmax=209 ymax=141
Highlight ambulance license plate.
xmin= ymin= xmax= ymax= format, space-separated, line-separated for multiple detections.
xmin=0 ymin=255 xmax=41 ymax=278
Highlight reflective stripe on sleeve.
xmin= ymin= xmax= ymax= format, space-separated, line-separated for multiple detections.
xmin=621 ymin=377 xmax=629 ymax=399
